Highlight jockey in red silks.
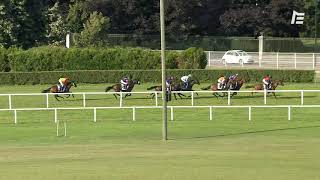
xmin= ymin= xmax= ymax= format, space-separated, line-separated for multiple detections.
xmin=262 ymin=75 xmax=272 ymax=90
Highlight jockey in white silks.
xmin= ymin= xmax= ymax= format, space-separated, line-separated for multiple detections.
xmin=180 ymin=74 xmax=192 ymax=89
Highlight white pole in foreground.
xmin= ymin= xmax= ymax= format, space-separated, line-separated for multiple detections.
xmin=160 ymin=0 xmax=167 ymax=141
xmin=56 ymin=120 xmax=59 ymax=136
xmin=64 ymin=121 xmax=67 ymax=137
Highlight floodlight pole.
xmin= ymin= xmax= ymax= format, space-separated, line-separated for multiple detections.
xmin=160 ymin=0 xmax=167 ymax=141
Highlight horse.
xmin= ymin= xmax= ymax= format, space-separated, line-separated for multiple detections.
xmin=246 ymin=80 xmax=284 ymax=98
xmin=105 ymin=79 xmax=140 ymax=99
xmin=147 ymin=79 xmax=200 ymax=100
xmin=41 ymin=80 xmax=77 ymax=101
xmin=201 ymin=78 xmax=245 ymax=98
xmin=227 ymin=78 xmax=245 ymax=97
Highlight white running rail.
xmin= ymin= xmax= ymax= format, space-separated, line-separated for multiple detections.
xmin=2 ymin=105 xmax=320 ymax=124
xmin=0 ymin=90 xmax=320 ymax=109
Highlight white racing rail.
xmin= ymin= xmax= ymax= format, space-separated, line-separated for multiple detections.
xmin=2 ymin=105 xmax=320 ymax=124
xmin=0 ymin=90 xmax=320 ymax=109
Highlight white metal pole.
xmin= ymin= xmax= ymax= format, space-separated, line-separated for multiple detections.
xmin=294 ymin=53 xmax=297 ymax=69
xmin=228 ymin=91 xmax=231 ymax=105
xmin=160 ymin=0 xmax=167 ymax=141
xmin=301 ymin=91 xmax=304 ymax=105
xmin=14 ymin=110 xmax=17 ymax=124
xmin=132 ymin=107 xmax=136 ymax=121
xmin=249 ymin=106 xmax=252 ymax=121
xmin=46 ymin=93 xmax=49 ymax=108
xmin=288 ymin=106 xmax=291 ymax=121
xmin=170 ymin=107 xmax=174 ymax=121
xmin=155 ymin=92 xmax=158 ymax=106
xmin=313 ymin=53 xmax=315 ymax=70
xmin=83 ymin=93 xmax=86 ymax=107
xmin=191 ymin=91 xmax=194 ymax=106
xmin=94 ymin=108 xmax=97 ymax=122
xmin=208 ymin=52 xmax=211 ymax=67
xmin=209 ymin=107 xmax=212 ymax=121
xmin=54 ymin=108 xmax=57 ymax=123
xmin=9 ymin=95 xmax=12 ymax=109
xmin=276 ymin=52 xmax=279 ymax=69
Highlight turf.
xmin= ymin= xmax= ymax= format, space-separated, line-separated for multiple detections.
xmin=0 ymin=83 xmax=320 ymax=180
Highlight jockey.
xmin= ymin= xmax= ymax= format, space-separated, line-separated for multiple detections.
xmin=166 ymin=76 xmax=173 ymax=91
xmin=120 ymin=76 xmax=129 ymax=91
xmin=181 ymin=74 xmax=192 ymax=89
xmin=228 ymin=74 xmax=238 ymax=89
xmin=263 ymin=75 xmax=272 ymax=90
xmin=58 ymin=77 xmax=69 ymax=92
xmin=229 ymin=74 xmax=238 ymax=81
xmin=217 ymin=75 xmax=226 ymax=90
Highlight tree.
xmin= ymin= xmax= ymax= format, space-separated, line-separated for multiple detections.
xmin=47 ymin=2 xmax=67 ymax=45
xmin=75 ymin=11 xmax=110 ymax=47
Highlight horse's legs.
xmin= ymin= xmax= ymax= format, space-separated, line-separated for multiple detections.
xmin=273 ymin=92 xmax=277 ymax=98
xmin=55 ymin=94 xmax=63 ymax=101
xmin=113 ymin=94 xmax=118 ymax=99
xmin=173 ymin=93 xmax=178 ymax=100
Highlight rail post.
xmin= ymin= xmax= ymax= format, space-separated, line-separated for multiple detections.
xmin=8 ymin=94 xmax=12 ymax=109
xmin=119 ymin=92 xmax=123 ymax=107
xmin=228 ymin=91 xmax=231 ymax=105
xmin=132 ymin=107 xmax=136 ymax=121
xmin=14 ymin=110 xmax=17 ymax=124
xmin=93 ymin=108 xmax=97 ymax=122
xmin=170 ymin=107 xmax=174 ymax=121
xmin=54 ymin=108 xmax=57 ymax=123
xmin=155 ymin=92 xmax=158 ymax=106
xmin=209 ymin=107 xmax=213 ymax=121
xmin=83 ymin=93 xmax=86 ymax=107
xmin=288 ymin=106 xmax=291 ymax=121
xmin=191 ymin=91 xmax=194 ymax=106
xmin=248 ymin=106 xmax=252 ymax=121
xmin=264 ymin=89 xmax=267 ymax=105
xmin=46 ymin=93 xmax=49 ymax=108
xmin=301 ymin=91 xmax=304 ymax=105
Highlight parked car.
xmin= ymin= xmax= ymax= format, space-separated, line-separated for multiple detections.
xmin=221 ymin=50 xmax=254 ymax=65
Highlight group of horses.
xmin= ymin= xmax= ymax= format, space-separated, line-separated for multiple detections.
xmin=41 ymin=77 xmax=284 ymax=101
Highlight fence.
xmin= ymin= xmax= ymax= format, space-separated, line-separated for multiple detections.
xmin=205 ymin=51 xmax=320 ymax=70
xmin=2 ymin=105 xmax=320 ymax=124
xmin=0 ymin=90 xmax=320 ymax=109
xmin=0 ymin=90 xmax=319 ymax=124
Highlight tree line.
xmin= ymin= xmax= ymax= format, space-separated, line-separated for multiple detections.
xmin=0 ymin=0 xmax=318 ymax=49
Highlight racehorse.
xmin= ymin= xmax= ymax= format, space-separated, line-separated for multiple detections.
xmin=147 ymin=79 xmax=200 ymax=100
xmin=201 ymin=78 xmax=245 ymax=98
xmin=227 ymin=78 xmax=245 ymax=97
xmin=41 ymin=80 xmax=77 ymax=101
xmin=246 ymin=80 xmax=284 ymax=98
xmin=105 ymin=79 xmax=140 ymax=99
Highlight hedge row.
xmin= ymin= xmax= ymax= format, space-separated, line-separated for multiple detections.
xmin=0 ymin=47 xmax=207 ymax=71
xmin=0 ymin=69 xmax=314 ymax=85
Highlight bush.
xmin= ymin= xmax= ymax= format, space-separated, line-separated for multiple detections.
xmin=0 ymin=69 xmax=313 ymax=85
xmin=2 ymin=46 xmax=206 ymax=71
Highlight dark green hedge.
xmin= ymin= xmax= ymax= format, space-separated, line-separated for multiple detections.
xmin=0 ymin=47 xmax=206 ymax=71
xmin=0 ymin=69 xmax=314 ymax=85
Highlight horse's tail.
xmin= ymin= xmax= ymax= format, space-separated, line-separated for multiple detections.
xmin=147 ymin=86 xmax=158 ymax=90
xmin=245 ymin=85 xmax=255 ymax=89
xmin=41 ymin=87 xmax=51 ymax=93
xmin=105 ymin=86 xmax=113 ymax=92
xmin=201 ymin=85 xmax=211 ymax=90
